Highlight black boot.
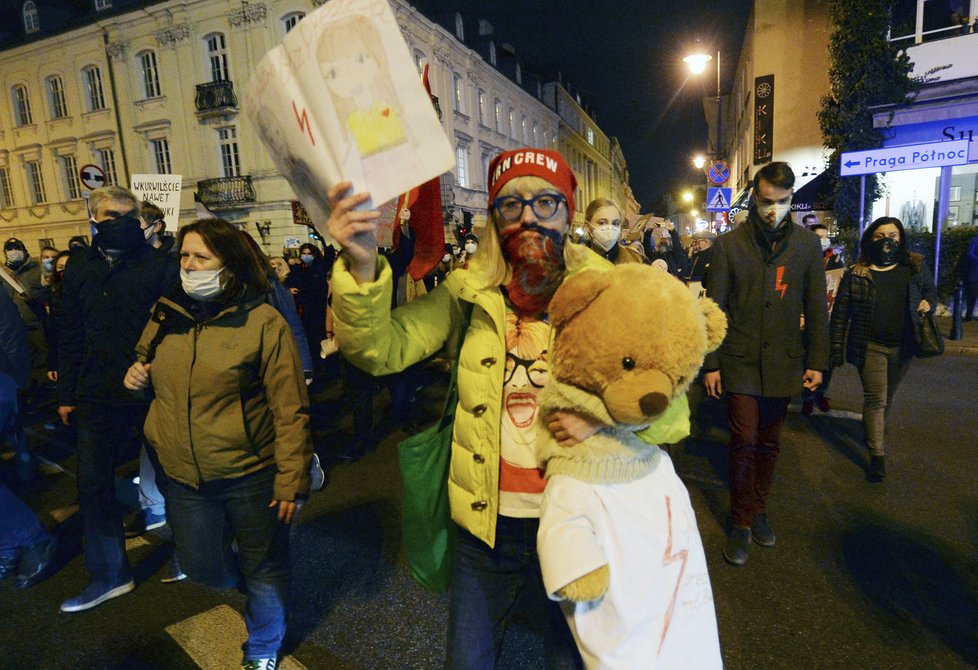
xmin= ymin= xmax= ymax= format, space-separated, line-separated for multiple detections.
xmin=867 ymin=455 xmax=886 ymax=482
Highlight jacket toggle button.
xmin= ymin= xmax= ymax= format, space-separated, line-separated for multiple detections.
xmin=473 ymin=404 xmax=488 ymax=416
xmin=480 ymin=357 xmax=496 ymax=367
xmin=473 ymin=453 xmax=485 ymax=463
xmin=471 ymin=500 xmax=488 ymax=511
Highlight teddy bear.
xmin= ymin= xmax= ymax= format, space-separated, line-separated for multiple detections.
xmin=536 ymin=263 xmax=727 ymax=669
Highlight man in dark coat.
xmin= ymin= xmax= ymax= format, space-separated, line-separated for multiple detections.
xmin=57 ymin=186 xmax=178 ymax=612
xmin=703 ymin=162 xmax=829 ymax=566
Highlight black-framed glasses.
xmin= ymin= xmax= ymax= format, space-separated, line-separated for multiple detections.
xmin=492 ymin=193 xmax=566 ymax=223
xmin=503 ymin=352 xmax=548 ymax=388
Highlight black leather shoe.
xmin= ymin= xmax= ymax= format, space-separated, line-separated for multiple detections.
xmin=723 ymin=527 xmax=752 ymax=566
xmin=16 ymin=535 xmax=57 ymax=589
xmin=750 ymin=513 xmax=776 ymax=547
xmin=867 ymin=455 xmax=886 ymax=482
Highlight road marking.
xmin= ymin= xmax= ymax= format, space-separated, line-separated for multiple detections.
xmin=165 ymin=604 xmax=308 ymax=669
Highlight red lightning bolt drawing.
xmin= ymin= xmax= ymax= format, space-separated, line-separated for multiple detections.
xmin=659 ymin=495 xmax=688 ymax=655
xmin=774 ymin=265 xmax=789 ymax=299
xmin=292 ymin=100 xmax=315 ymax=146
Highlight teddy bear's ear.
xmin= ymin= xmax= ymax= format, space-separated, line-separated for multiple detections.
xmin=699 ymin=297 xmax=728 ymax=353
xmin=549 ymin=269 xmax=614 ymax=329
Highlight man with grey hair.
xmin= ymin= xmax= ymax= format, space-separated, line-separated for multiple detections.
xmin=57 ymin=185 xmax=179 ymax=612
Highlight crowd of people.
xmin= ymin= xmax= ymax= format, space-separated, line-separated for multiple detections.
xmin=0 ymin=152 xmax=966 ymax=668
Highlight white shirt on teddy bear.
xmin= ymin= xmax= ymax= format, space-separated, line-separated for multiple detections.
xmin=538 ymin=456 xmax=722 ymax=669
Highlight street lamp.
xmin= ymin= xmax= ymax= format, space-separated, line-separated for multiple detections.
xmin=684 ymin=48 xmax=723 ymax=161
xmin=692 ymin=154 xmax=706 ymax=170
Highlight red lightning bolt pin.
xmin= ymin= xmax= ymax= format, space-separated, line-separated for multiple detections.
xmin=774 ymin=266 xmax=788 ymax=299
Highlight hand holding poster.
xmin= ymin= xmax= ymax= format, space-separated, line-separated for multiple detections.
xmin=242 ymin=0 xmax=454 ymax=243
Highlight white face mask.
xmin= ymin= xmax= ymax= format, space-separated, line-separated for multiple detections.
xmin=590 ymin=224 xmax=621 ymax=251
xmin=442 ymin=254 xmax=452 ymax=264
xmin=758 ymin=202 xmax=792 ymax=228
xmin=464 ymin=243 xmax=477 ymax=255
xmin=180 ymin=267 xmax=225 ymax=300
xmin=5 ymin=249 xmax=25 ymax=265
xmin=820 ymin=237 xmax=831 ymax=251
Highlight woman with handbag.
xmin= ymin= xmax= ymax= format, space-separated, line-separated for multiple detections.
xmin=829 ymin=216 xmax=939 ymax=482
xmin=327 ymin=149 xmax=611 ymax=669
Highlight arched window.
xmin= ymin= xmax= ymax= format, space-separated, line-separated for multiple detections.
xmin=23 ymin=1 xmax=39 ymax=34
xmin=82 ymin=65 xmax=106 ymax=111
xmin=454 ymin=13 xmax=464 ymax=41
xmin=46 ymin=75 xmax=68 ymax=119
xmin=138 ymin=50 xmax=162 ymax=98
xmin=12 ymin=84 xmax=33 ymax=126
xmin=204 ymin=33 xmax=229 ymax=82
xmin=282 ymin=12 xmax=304 ymax=34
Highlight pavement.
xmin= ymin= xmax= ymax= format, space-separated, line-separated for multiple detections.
xmin=941 ymin=314 xmax=978 ymax=354
xmin=1 ymin=332 xmax=977 ymax=668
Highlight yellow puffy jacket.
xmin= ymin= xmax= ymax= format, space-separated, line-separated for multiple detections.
xmin=331 ymin=250 xmax=689 ymax=547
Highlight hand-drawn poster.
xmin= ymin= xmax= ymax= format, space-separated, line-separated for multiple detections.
xmin=243 ymin=0 xmax=454 ymax=243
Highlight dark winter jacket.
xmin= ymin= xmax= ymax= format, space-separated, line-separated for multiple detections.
xmin=687 ymin=247 xmax=713 ymax=284
xmin=829 ymin=253 xmax=939 ymax=369
xmin=0 ymin=289 xmax=30 ymax=389
xmin=1 ymin=257 xmax=45 ymax=331
xmin=703 ymin=213 xmax=830 ymax=397
xmin=58 ymin=243 xmax=179 ymax=406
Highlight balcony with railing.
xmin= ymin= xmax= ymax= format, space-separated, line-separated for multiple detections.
xmin=890 ymin=0 xmax=978 ymax=81
xmin=195 ymin=80 xmax=238 ymax=116
xmin=197 ymin=176 xmax=256 ymax=210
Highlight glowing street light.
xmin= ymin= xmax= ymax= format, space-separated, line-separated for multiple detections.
xmin=692 ymin=154 xmax=706 ymax=169
xmin=682 ymin=191 xmax=693 ymax=203
xmin=682 ymin=52 xmax=712 ymax=75
xmin=685 ymin=47 xmax=723 ymax=162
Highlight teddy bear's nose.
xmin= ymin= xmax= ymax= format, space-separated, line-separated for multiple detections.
xmin=639 ymin=392 xmax=669 ymax=417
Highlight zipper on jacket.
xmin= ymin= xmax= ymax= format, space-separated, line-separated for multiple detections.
xmin=186 ymin=322 xmax=205 ymax=484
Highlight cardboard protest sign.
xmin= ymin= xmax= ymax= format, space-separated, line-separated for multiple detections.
xmin=242 ymin=0 xmax=454 ymax=243
xmin=825 ymin=268 xmax=845 ymax=316
xmin=131 ymin=174 xmax=182 ymax=231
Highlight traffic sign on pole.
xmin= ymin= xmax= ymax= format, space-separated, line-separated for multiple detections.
xmin=707 ymin=161 xmax=730 ymax=185
xmin=79 ymin=164 xmax=107 ymax=190
xmin=706 ymin=187 xmax=732 ymax=212
xmin=839 ymin=140 xmax=969 ymax=176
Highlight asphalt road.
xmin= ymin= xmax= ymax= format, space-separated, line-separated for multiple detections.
xmin=2 ymin=350 xmax=977 ymax=669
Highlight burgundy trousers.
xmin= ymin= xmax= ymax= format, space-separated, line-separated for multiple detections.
xmin=726 ymin=393 xmax=790 ymax=528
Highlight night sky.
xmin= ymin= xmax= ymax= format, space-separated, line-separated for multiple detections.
xmin=443 ymin=1 xmax=752 ymax=212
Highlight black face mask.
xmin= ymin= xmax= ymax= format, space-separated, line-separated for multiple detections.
xmin=94 ymin=213 xmax=145 ymax=253
xmin=867 ymin=237 xmax=902 ymax=267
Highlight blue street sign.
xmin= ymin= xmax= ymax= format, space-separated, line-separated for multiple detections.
xmin=706 ymin=187 xmax=732 ymax=212
xmin=708 ymin=161 xmax=731 ymax=185
xmin=839 ymin=139 xmax=970 ymax=176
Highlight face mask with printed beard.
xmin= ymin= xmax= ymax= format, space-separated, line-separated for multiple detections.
xmin=756 ymin=202 xmax=792 ymax=229
xmin=500 ymin=223 xmax=566 ymax=318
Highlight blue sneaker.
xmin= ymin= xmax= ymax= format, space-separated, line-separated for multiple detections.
xmin=124 ymin=509 xmax=167 ymax=538
xmin=60 ymin=579 xmax=135 ymax=612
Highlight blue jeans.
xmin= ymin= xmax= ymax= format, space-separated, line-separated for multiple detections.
xmin=0 ymin=481 xmax=51 ymax=561
xmin=445 ymin=516 xmax=583 ymax=670
xmin=164 ymin=467 xmax=290 ymax=660
xmin=75 ymin=402 xmax=146 ymax=586
xmin=0 ymin=373 xmax=31 ymax=474
xmin=137 ymin=445 xmax=166 ymax=516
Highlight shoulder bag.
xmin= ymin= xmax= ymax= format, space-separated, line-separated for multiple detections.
xmin=397 ymin=303 xmax=472 ymax=592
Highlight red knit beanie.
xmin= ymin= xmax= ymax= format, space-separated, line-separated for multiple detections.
xmin=487 ymin=149 xmax=577 ymax=222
